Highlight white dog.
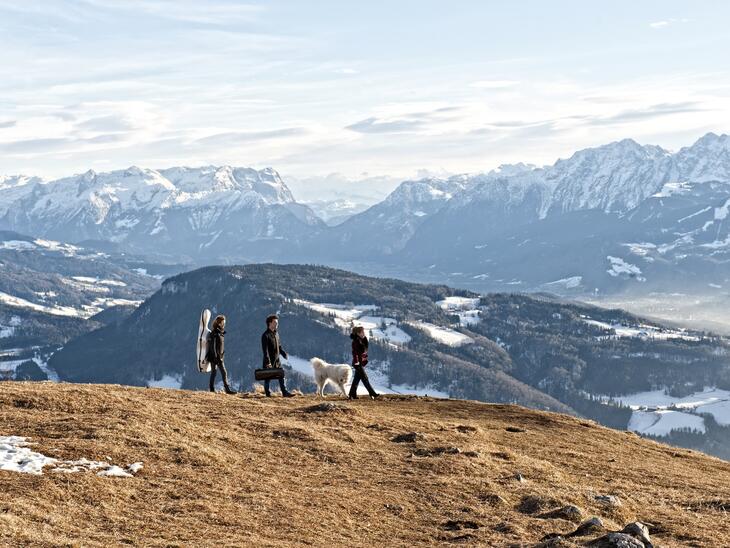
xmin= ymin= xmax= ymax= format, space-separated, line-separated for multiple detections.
xmin=310 ymin=357 xmax=352 ymax=397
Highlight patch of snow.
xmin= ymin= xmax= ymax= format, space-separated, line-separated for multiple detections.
xmin=1 ymin=436 xmax=144 ymax=477
xmin=651 ymin=181 xmax=692 ymax=198
xmin=545 ymin=276 xmax=583 ymax=289
xmin=582 ymin=318 xmax=700 ymax=341
xmin=606 ymin=256 xmax=646 ymax=282
xmin=409 ymin=321 xmax=474 ymax=347
xmin=628 ymin=409 xmax=705 ymax=436
xmin=715 ymin=198 xmax=730 ymax=221
xmin=147 ymin=374 xmax=183 ymax=389
xmin=0 ymin=240 xmax=36 ymax=251
xmin=0 ymin=291 xmax=83 ymax=317
xmin=436 ymin=296 xmax=482 ymax=326
xmin=355 ymin=316 xmax=412 ymax=345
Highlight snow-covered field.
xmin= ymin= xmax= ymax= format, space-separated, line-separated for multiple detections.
xmin=606 ymin=255 xmax=646 ymax=282
xmin=436 ymin=296 xmax=482 ymax=326
xmin=409 ymin=321 xmax=474 ymax=347
xmin=0 ymin=348 xmax=60 ymax=382
xmin=292 ymin=300 xmax=410 ymax=345
xmin=147 ymin=374 xmax=183 ymax=389
xmin=0 ymin=436 xmax=142 ymax=477
xmin=285 ymin=355 xmax=448 ymax=398
xmin=581 ymin=317 xmax=700 ymax=341
xmin=601 ymin=387 xmax=730 ymax=436
xmin=628 ymin=410 xmax=706 ymax=436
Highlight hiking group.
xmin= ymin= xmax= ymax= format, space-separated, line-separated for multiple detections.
xmin=203 ymin=313 xmax=380 ymax=400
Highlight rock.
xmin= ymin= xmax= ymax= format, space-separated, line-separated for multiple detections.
xmin=391 ymin=432 xmax=425 ymax=443
xmin=413 ymin=446 xmax=461 ymax=457
xmin=567 ymin=517 xmax=605 ymax=537
xmin=538 ymin=505 xmax=583 ymax=522
xmin=442 ymin=519 xmax=480 ymax=531
xmin=595 ymin=494 xmax=623 ymax=508
xmin=302 ymin=402 xmax=350 ymax=413
xmin=384 ymin=503 xmax=404 ymax=515
xmin=478 ymin=493 xmax=507 ymax=506
xmin=462 ymin=450 xmax=480 ymax=458
xmin=587 ymin=532 xmax=646 ymax=547
xmin=505 ymin=426 xmax=527 ymax=433
xmin=621 ymin=522 xmax=652 ymax=547
xmin=456 ymin=425 xmax=479 ymax=434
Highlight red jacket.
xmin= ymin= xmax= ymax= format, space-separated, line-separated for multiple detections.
xmin=351 ymin=335 xmax=369 ymax=367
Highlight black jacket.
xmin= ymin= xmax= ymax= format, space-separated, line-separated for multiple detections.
xmin=262 ymin=328 xmax=287 ymax=368
xmin=207 ymin=327 xmax=225 ymax=365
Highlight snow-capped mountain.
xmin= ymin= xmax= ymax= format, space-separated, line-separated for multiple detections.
xmin=337 ymin=132 xmax=730 ymax=297
xmin=0 ymin=165 xmax=324 ymax=260
xmin=2 ymin=133 xmax=730 ymax=300
xmin=315 ymin=176 xmax=472 ymax=257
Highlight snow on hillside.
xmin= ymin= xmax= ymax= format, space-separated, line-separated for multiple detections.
xmin=285 ymin=355 xmax=448 ymax=398
xmin=0 ymin=291 xmax=83 ymax=317
xmin=409 ymin=321 xmax=474 ymax=347
xmin=628 ymin=409 xmax=706 ymax=436
xmin=436 ymin=296 xmax=482 ymax=326
xmin=600 ymin=387 xmax=730 ymax=436
xmin=581 ymin=317 xmax=700 ymax=341
xmin=147 ymin=374 xmax=183 ymax=389
xmin=292 ymin=300 xmax=410 ymax=345
xmin=606 ymin=256 xmax=646 ymax=281
xmin=0 ymin=436 xmax=143 ymax=477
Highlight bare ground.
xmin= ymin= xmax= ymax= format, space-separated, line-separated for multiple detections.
xmin=1 ymin=382 xmax=729 ymax=547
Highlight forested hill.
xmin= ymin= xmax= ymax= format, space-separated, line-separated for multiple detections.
xmin=48 ymin=264 xmax=730 ymax=457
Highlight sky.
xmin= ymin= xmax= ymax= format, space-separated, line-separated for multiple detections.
xmin=1 ymin=0 xmax=729 ymax=185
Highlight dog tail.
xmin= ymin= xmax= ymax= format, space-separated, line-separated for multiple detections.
xmin=310 ymin=357 xmax=324 ymax=373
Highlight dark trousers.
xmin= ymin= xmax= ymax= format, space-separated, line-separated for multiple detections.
xmin=209 ymin=361 xmax=231 ymax=392
xmin=264 ymin=377 xmax=288 ymax=395
xmin=349 ymin=364 xmax=377 ymax=397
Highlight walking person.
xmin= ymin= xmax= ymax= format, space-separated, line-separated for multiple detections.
xmin=261 ymin=315 xmax=294 ymax=398
xmin=349 ymin=326 xmax=379 ymax=400
xmin=208 ymin=315 xmax=236 ymax=395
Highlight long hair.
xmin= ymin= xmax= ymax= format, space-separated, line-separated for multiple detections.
xmin=212 ymin=315 xmax=226 ymax=331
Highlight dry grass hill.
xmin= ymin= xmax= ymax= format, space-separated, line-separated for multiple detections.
xmin=1 ymin=382 xmax=730 ymax=547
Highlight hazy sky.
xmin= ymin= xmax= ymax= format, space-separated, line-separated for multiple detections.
xmin=1 ymin=0 xmax=729 ymax=180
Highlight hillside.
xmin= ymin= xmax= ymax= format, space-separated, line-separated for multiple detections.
xmin=47 ymin=264 xmax=730 ymax=459
xmin=1 ymin=383 xmax=729 ymax=546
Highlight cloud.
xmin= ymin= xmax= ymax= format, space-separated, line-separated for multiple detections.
xmin=0 ymin=134 xmax=126 ymax=155
xmin=193 ymin=128 xmax=309 ymax=146
xmin=78 ymin=0 xmax=265 ymax=25
xmin=345 ymin=116 xmax=426 ymax=134
xmin=345 ymin=105 xmax=464 ymax=134
xmin=469 ymin=80 xmax=519 ymax=89
xmin=650 ymin=18 xmax=690 ymax=29
xmin=587 ymin=102 xmax=706 ymax=125
xmin=0 ymin=120 xmax=16 ymax=129
xmin=76 ymin=114 xmax=136 ymax=132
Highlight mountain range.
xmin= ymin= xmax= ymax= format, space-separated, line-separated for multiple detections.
xmin=1 ymin=133 xmax=729 ymax=304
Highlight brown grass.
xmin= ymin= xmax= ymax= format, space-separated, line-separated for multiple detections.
xmin=1 ymin=382 xmax=729 ymax=547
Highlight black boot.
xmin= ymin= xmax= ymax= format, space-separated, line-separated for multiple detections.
xmin=282 ymin=390 xmax=295 ymax=398
xmin=224 ymin=386 xmax=237 ymax=395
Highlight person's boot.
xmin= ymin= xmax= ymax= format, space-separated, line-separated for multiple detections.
xmin=224 ymin=385 xmax=237 ymax=395
xmin=265 ymin=390 xmax=272 ymax=397
xmin=348 ymin=393 xmax=359 ymax=400
xmin=282 ymin=390 xmax=295 ymax=398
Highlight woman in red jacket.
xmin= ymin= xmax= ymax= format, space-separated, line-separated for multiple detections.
xmin=348 ymin=325 xmax=379 ymax=400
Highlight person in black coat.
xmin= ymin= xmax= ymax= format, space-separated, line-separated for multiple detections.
xmin=349 ymin=325 xmax=379 ymax=400
xmin=207 ymin=315 xmax=236 ymax=395
xmin=261 ymin=314 xmax=294 ymax=397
